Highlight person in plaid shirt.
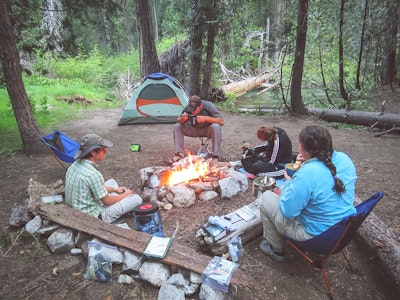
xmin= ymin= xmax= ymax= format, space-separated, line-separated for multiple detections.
xmin=65 ymin=133 xmax=142 ymax=223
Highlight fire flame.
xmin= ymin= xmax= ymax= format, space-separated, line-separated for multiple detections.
xmin=166 ymin=154 xmax=213 ymax=186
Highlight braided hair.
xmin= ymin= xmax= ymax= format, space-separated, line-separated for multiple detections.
xmin=299 ymin=126 xmax=345 ymax=193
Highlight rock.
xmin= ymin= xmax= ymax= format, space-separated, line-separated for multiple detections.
xmin=199 ymin=283 xmax=228 ymax=300
xmin=158 ymin=281 xmax=185 ymax=300
xmin=25 ymin=215 xmax=42 ymax=233
xmin=47 ymin=228 xmax=75 ymax=254
xmin=198 ymin=190 xmax=219 ymax=202
xmin=70 ymin=248 xmax=83 ymax=255
xmin=9 ymin=206 xmax=32 ymax=227
xmin=139 ymin=261 xmax=171 ymax=286
xmin=122 ymin=249 xmax=143 ymax=273
xmin=219 ymin=177 xmax=241 ymax=199
xmin=118 ymin=274 xmax=134 ymax=284
xmin=171 ymin=185 xmax=196 ymax=208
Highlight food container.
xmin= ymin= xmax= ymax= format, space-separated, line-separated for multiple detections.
xmin=133 ymin=203 xmax=164 ymax=237
xmin=253 ymin=175 xmax=276 ymax=198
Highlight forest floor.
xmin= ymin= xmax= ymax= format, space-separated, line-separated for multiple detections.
xmin=1 ymin=86 xmax=400 ymax=299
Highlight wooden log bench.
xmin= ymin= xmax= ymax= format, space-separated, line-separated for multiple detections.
xmin=34 ymin=203 xmax=255 ymax=288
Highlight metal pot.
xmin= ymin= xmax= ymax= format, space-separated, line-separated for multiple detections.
xmin=253 ymin=175 xmax=276 ymax=197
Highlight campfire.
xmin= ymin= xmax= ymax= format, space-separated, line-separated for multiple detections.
xmin=139 ymin=155 xmax=249 ymax=209
xmin=159 ymin=154 xmax=220 ymax=187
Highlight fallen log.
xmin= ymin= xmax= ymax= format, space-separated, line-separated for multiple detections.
xmin=308 ymin=108 xmax=400 ymax=130
xmin=354 ymin=197 xmax=400 ymax=289
xmin=34 ymin=203 xmax=255 ymax=288
xmin=221 ymin=75 xmax=269 ymax=95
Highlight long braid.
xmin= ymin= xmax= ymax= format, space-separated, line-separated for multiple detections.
xmin=314 ymin=150 xmax=346 ymax=193
xmin=299 ymin=126 xmax=346 ymax=193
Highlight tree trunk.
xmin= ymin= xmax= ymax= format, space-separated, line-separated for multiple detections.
xmin=290 ymin=0 xmax=308 ymax=115
xmin=338 ymin=0 xmax=348 ymax=100
xmin=382 ymin=1 xmax=399 ymax=85
xmin=309 ymin=108 xmax=400 ymax=130
xmin=135 ymin=0 xmax=160 ymax=78
xmin=355 ymin=0 xmax=369 ymax=90
xmin=187 ymin=0 xmax=206 ymax=96
xmin=221 ymin=75 xmax=269 ymax=95
xmin=0 ymin=0 xmax=45 ymax=155
xmin=200 ymin=0 xmax=219 ymax=99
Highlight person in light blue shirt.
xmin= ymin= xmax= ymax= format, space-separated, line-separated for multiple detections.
xmin=259 ymin=125 xmax=357 ymax=261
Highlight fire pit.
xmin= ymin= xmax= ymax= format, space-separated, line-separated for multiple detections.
xmin=139 ymin=155 xmax=249 ymax=209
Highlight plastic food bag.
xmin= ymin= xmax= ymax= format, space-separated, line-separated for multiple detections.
xmin=227 ymin=235 xmax=246 ymax=262
xmin=84 ymin=241 xmax=119 ymax=282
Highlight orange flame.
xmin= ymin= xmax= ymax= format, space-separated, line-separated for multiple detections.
xmin=166 ymin=154 xmax=212 ymax=186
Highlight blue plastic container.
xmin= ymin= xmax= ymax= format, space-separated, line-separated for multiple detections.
xmin=133 ymin=203 xmax=164 ymax=237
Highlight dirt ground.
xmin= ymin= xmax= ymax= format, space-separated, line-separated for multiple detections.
xmin=1 ymin=89 xmax=400 ymax=299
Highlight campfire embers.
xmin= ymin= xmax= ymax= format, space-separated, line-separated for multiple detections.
xmin=139 ymin=155 xmax=249 ymax=209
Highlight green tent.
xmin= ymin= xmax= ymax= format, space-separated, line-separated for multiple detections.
xmin=118 ymin=73 xmax=189 ymax=125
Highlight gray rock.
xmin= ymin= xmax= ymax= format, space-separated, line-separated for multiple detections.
xmin=122 ymin=249 xmax=143 ymax=272
xmin=118 ymin=274 xmax=134 ymax=284
xmin=158 ymin=281 xmax=185 ymax=300
xmin=171 ymin=185 xmax=196 ymax=208
xmin=198 ymin=190 xmax=219 ymax=201
xmin=70 ymin=248 xmax=83 ymax=255
xmin=139 ymin=261 xmax=171 ymax=286
xmin=36 ymin=224 xmax=61 ymax=236
xmin=199 ymin=283 xmax=228 ymax=300
xmin=47 ymin=228 xmax=75 ymax=254
xmin=25 ymin=215 xmax=42 ymax=233
xmin=219 ymin=177 xmax=241 ymax=199
xmin=9 ymin=206 xmax=32 ymax=227
xmin=227 ymin=169 xmax=249 ymax=192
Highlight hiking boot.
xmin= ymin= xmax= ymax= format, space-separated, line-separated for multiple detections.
xmin=259 ymin=240 xmax=285 ymax=262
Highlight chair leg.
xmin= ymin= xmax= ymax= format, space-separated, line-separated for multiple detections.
xmin=340 ymin=250 xmax=354 ymax=272
xmin=320 ymin=266 xmax=334 ymax=299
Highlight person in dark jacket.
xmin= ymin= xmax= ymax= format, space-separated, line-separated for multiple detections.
xmin=172 ymin=95 xmax=224 ymax=162
xmin=241 ymin=126 xmax=292 ymax=178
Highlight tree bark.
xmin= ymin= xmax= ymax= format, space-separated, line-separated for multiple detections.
xmin=221 ymin=75 xmax=269 ymax=95
xmin=338 ymin=0 xmax=348 ymax=101
xmin=187 ymin=0 xmax=206 ymax=96
xmin=382 ymin=1 xmax=399 ymax=85
xmin=0 ymin=0 xmax=46 ymax=155
xmin=135 ymin=0 xmax=160 ymax=78
xmin=290 ymin=0 xmax=308 ymax=115
xmin=309 ymin=108 xmax=400 ymax=130
xmin=355 ymin=0 xmax=369 ymax=90
xmin=200 ymin=0 xmax=220 ymax=99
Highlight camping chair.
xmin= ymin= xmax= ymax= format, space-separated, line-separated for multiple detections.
xmin=41 ymin=130 xmax=80 ymax=170
xmin=284 ymin=191 xmax=384 ymax=299
xmin=197 ymin=136 xmax=212 ymax=159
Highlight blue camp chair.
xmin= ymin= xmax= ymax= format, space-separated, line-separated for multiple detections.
xmin=284 ymin=191 xmax=384 ymax=299
xmin=41 ymin=130 xmax=80 ymax=168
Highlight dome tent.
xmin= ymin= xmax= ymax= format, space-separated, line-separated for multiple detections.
xmin=118 ymin=73 xmax=189 ymax=125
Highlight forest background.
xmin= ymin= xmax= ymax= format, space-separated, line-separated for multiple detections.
xmin=0 ymin=0 xmax=399 ymax=154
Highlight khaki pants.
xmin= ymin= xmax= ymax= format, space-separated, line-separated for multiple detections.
xmin=260 ymin=191 xmax=313 ymax=249
xmin=99 ymin=179 xmax=142 ymax=223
